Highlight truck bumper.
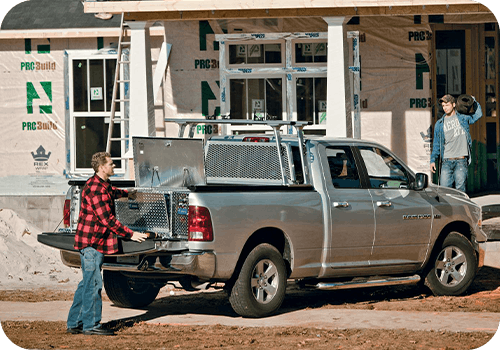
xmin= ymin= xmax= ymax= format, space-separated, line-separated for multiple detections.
xmin=60 ymin=250 xmax=216 ymax=280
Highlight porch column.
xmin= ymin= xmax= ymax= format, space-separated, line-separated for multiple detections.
xmin=323 ymin=17 xmax=349 ymax=138
xmin=128 ymin=21 xmax=155 ymax=137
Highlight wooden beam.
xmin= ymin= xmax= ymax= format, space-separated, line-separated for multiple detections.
xmin=0 ymin=27 xmax=166 ymax=40
xmin=83 ymin=1 xmax=492 ymax=21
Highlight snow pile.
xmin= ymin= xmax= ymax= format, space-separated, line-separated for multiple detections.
xmin=0 ymin=209 xmax=79 ymax=289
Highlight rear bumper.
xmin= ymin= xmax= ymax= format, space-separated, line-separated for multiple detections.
xmin=60 ymin=250 xmax=216 ymax=280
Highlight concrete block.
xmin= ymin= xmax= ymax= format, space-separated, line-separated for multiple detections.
xmin=480 ymin=241 xmax=500 ymax=269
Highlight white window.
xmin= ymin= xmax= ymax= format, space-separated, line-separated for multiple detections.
xmin=229 ymin=77 xmax=285 ymax=121
xmin=294 ymin=41 xmax=328 ymax=64
xmin=218 ymin=33 xmax=328 ymax=135
xmin=68 ymin=51 xmax=127 ymax=174
xmin=228 ymin=42 xmax=284 ymax=66
xmin=295 ymin=76 xmax=327 ymax=126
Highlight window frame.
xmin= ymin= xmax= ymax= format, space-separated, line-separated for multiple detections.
xmin=292 ymin=73 xmax=328 ymax=129
xmin=226 ymin=39 xmax=285 ymax=69
xmin=354 ymin=145 xmax=415 ymax=190
xmin=325 ymin=145 xmax=363 ymax=190
xmin=68 ymin=50 xmax=126 ymax=175
xmin=292 ymin=39 xmax=328 ymax=67
xmin=217 ymin=32 xmax=328 ymax=135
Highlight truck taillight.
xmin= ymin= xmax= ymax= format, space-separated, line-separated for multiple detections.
xmin=188 ymin=206 xmax=213 ymax=241
xmin=243 ymin=136 xmax=269 ymax=142
xmin=63 ymin=199 xmax=71 ymax=228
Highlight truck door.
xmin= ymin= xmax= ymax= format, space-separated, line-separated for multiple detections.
xmin=356 ymin=145 xmax=433 ymax=273
xmin=324 ymin=146 xmax=375 ymax=275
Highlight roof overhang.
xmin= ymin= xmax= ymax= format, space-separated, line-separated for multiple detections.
xmin=83 ymin=0 xmax=493 ymax=22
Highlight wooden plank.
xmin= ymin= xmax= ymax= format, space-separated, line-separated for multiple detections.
xmin=115 ymin=5 xmax=490 ymax=22
xmin=84 ymin=1 xmax=486 ymax=14
xmin=0 ymin=27 xmax=166 ymax=39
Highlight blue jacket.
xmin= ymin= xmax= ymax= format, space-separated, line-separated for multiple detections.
xmin=430 ymin=101 xmax=482 ymax=166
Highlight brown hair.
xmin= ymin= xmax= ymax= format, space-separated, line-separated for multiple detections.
xmin=91 ymin=152 xmax=111 ymax=173
xmin=439 ymin=94 xmax=455 ymax=104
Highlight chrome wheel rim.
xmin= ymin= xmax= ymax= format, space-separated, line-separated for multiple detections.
xmin=434 ymin=246 xmax=467 ymax=287
xmin=251 ymin=259 xmax=279 ymax=304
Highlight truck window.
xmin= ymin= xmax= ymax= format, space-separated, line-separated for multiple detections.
xmin=358 ymin=146 xmax=409 ymax=189
xmin=291 ymin=146 xmax=304 ymax=184
xmin=325 ymin=147 xmax=361 ymax=188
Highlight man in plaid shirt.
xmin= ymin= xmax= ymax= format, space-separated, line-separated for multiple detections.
xmin=67 ymin=152 xmax=148 ymax=336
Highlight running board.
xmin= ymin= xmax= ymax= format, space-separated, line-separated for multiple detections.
xmin=313 ymin=275 xmax=421 ymax=290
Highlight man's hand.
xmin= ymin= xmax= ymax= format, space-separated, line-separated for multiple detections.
xmin=131 ymin=231 xmax=148 ymax=243
xmin=128 ymin=189 xmax=138 ymax=200
xmin=430 ymin=162 xmax=436 ymax=174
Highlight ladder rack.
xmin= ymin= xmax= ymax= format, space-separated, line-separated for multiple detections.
xmin=164 ymin=119 xmax=312 ymax=185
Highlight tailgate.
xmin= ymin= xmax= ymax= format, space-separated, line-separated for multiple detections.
xmin=37 ymin=232 xmax=156 ymax=254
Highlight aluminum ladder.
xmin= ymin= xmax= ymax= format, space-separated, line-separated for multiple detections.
xmin=106 ymin=13 xmax=130 ymax=159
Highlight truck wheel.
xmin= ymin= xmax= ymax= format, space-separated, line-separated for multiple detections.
xmin=229 ymin=243 xmax=287 ymax=318
xmin=103 ymin=270 xmax=161 ymax=308
xmin=424 ymin=232 xmax=477 ymax=296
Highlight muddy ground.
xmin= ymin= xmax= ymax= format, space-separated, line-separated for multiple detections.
xmin=2 ymin=266 xmax=500 ymax=349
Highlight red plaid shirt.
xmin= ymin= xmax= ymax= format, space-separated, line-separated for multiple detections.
xmin=74 ymin=174 xmax=133 ymax=254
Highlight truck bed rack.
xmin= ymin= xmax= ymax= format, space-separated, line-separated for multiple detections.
xmin=164 ymin=119 xmax=312 ymax=186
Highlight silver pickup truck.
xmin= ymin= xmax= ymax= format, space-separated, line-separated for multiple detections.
xmin=38 ymin=120 xmax=486 ymax=318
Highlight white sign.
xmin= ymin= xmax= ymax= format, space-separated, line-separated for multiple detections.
xmin=302 ymin=43 xmax=313 ymax=57
xmin=252 ymin=99 xmax=264 ymax=112
xmin=237 ymin=45 xmax=246 ymax=57
xmin=91 ymin=87 xmax=103 ymax=101
xmin=248 ymin=44 xmax=262 ymax=58
xmin=315 ymin=43 xmax=327 ymax=56
xmin=252 ymin=99 xmax=265 ymax=120
xmin=318 ymin=100 xmax=327 ymax=125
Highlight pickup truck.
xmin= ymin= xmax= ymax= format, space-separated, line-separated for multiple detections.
xmin=38 ymin=120 xmax=486 ymax=318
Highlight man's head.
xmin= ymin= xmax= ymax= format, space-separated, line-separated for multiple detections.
xmin=91 ymin=152 xmax=114 ymax=179
xmin=439 ymin=94 xmax=456 ymax=116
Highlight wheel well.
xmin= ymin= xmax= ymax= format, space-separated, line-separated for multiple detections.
xmin=437 ymin=221 xmax=473 ymax=244
xmin=426 ymin=221 xmax=474 ymax=269
xmin=228 ymin=227 xmax=292 ymax=285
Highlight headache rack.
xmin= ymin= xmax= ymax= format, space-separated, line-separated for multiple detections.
xmin=164 ymin=119 xmax=312 ymax=186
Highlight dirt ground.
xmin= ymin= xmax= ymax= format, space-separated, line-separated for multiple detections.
xmin=2 ymin=266 xmax=500 ymax=349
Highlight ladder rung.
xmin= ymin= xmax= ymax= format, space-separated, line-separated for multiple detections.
xmin=119 ymin=60 xmax=130 ymax=64
xmin=110 ymin=138 xmax=128 ymax=141
xmin=117 ymin=80 xmax=130 ymax=83
xmin=110 ymin=118 xmax=129 ymax=122
xmin=115 ymin=99 xmax=130 ymax=102
xmin=121 ymin=42 xmax=131 ymax=46
xmin=110 ymin=157 xmax=129 ymax=160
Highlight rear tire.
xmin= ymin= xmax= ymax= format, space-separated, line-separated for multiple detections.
xmin=103 ymin=270 xmax=161 ymax=308
xmin=424 ymin=232 xmax=477 ymax=296
xmin=229 ymin=244 xmax=287 ymax=318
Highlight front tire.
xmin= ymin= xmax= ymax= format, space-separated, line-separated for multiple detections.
xmin=103 ymin=270 xmax=161 ymax=308
xmin=424 ymin=232 xmax=477 ymax=296
xmin=229 ymin=243 xmax=287 ymax=318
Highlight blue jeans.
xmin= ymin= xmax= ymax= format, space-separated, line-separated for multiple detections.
xmin=67 ymin=247 xmax=104 ymax=331
xmin=440 ymin=158 xmax=468 ymax=192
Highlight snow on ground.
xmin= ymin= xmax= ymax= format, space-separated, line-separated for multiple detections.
xmin=0 ymin=209 xmax=79 ymax=290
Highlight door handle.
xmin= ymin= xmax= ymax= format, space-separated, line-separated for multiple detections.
xmin=377 ymin=201 xmax=392 ymax=207
xmin=333 ymin=201 xmax=349 ymax=208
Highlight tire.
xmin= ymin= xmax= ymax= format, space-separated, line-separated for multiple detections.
xmin=424 ymin=232 xmax=477 ymax=296
xmin=229 ymin=243 xmax=287 ymax=318
xmin=103 ymin=270 xmax=161 ymax=308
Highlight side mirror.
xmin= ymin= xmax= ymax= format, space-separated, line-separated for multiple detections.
xmin=414 ymin=173 xmax=428 ymax=191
